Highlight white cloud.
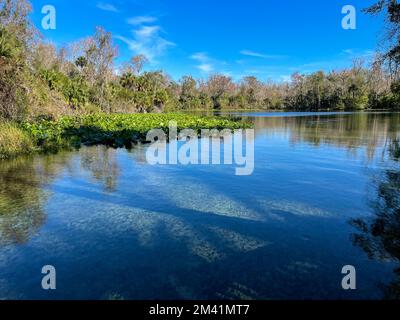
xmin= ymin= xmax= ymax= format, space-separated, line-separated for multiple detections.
xmin=136 ymin=25 xmax=160 ymax=38
xmin=116 ymin=25 xmax=175 ymax=62
xmin=191 ymin=52 xmax=215 ymax=73
xmin=96 ymin=2 xmax=119 ymax=13
xmin=240 ymin=50 xmax=286 ymax=59
xmin=127 ymin=16 xmax=158 ymax=26
xmin=198 ymin=64 xmax=213 ymax=72
xmin=342 ymin=49 xmax=354 ymax=55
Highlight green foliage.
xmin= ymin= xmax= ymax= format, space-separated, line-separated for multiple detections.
xmin=39 ymin=69 xmax=89 ymax=108
xmin=20 ymin=113 xmax=250 ymax=154
xmin=0 ymin=121 xmax=34 ymax=159
xmin=118 ymin=71 xmax=171 ymax=112
xmin=284 ymin=69 xmax=372 ymax=111
xmin=0 ymin=26 xmax=20 ymax=59
xmin=377 ymin=81 xmax=400 ymax=109
xmin=75 ymin=56 xmax=87 ymax=69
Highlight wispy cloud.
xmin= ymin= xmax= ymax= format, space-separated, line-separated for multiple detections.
xmin=342 ymin=49 xmax=354 ymax=55
xmin=127 ymin=16 xmax=158 ymax=26
xmin=191 ymin=52 xmax=215 ymax=73
xmin=240 ymin=50 xmax=286 ymax=59
xmin=116 ymin=25 xmax=175 ymax=62
xmin=96 ymin=2 xmax=119 ymax=13
xmin=342 ymin=48 xmax=375 ymax=60
xmin=299 ymin=49 xmax=376 ymax=72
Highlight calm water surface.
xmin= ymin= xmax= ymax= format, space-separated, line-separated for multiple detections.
xmin=1 ymin=112 xmax=400 ymax=300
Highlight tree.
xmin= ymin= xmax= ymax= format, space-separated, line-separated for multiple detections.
xmin=80 ymin=27 xmax=118 ymax=111
xmin=0 ymin=0 xmax=34 ymax=46
xmin=0 ymin=0 xmax=32 ymax=120
xmin=179 ymin=76 xmax=200 ymax=109
xmin=75 ymin=56 xmax=87 ymax=69
xmin=239 ymin=76 xmax=264 ymax=108
xmin=364 ymin=0 xmax=400 ymax=79
xmin=205 ymin=74 xmax=235 ymax=109
xmin=130 ymin=54 xmax=148 ymax=75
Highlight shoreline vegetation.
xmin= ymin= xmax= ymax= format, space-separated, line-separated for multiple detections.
xmin=1 ymin=0 xmax=400 ymax=160
xmin=0 ymin=113 xmax=250 ymax=160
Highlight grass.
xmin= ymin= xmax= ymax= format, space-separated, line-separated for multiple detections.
xmin=0 ymin=122 xmax=34 ymax=159
xmin=0 ymin=113 xmax=251 ymax=159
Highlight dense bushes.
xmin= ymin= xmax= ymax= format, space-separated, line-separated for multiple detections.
xmin=0 ymin=113 xmax=249 ymax=159
xmin=39 ymin=69 xmax=90 ymax=109
xmin=382 ymin=82 xmax=400 ymax=110
xmin=22 ymin=113 xmax=250 ymax=152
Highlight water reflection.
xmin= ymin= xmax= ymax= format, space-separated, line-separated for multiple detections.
xmin=0 ymin=112 xmax=399 ymax=299
xmin=350 ymin=136 xmax=400 ymax=299
xmin=80 ymin=146 xmax=120 ymax=192
xmin=0 ymin=158 xmax=47 ymax=245
xmin=250 ymin=113 xmax=400 ymax=161
xmin=0 ymin=148 xmax=122 ymax=246
xmin=0 ymin=153 xmax=75 ymax=245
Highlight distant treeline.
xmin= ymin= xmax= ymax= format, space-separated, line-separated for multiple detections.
xmin=1 ymin=0 xmax=400 ymax=122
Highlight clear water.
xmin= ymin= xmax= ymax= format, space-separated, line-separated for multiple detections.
xmin=1 ymin=112 xmax=400 ymax=300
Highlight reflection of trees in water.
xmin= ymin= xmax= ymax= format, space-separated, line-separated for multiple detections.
xmin=254 ymin=113 xmax=400 ymax=160
xmin=0 ymin=153 xmax=72 ymax=245
xmin=0 ymin=146 xmax=123 ymax=246
xmin=388 ymin=139 xmax=400 ymax=160
xmin=350 ymin=136 xmax=400 ymax=299
xmin=80 ymin=146 xmax=120 ymax=192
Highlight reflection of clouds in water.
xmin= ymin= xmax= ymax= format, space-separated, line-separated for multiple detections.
xmin=207 ymin=226 xmax=268 ymax=253
xmin=118 ymin=209 xmax=223 ymax=263
xmin=141 ymin=171 xmax=264 ymax=222
xmin=216 ymin=282 xmax=258 ymax=300
xmin=0 ymin=246 xmax=16 ymax=268
xmin=258 ymin=200 xmax=331 ymax=218
xmin=27 ymin=232 xmax=78 ymax=256
xmin=47 ymin=193 xmax=225 ymax=263
xmin=285 ymin=261 xmax=319 ymax=274
xmin=45 ymin=176 xmax=269 ymax=263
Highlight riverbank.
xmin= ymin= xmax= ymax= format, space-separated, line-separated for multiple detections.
xmin=0 ymin=113 xmax=250 ymax=160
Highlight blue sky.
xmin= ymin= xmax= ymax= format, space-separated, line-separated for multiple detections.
xmin=30 ymin=0 xmax=384 ymax=81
